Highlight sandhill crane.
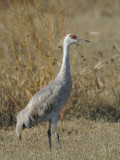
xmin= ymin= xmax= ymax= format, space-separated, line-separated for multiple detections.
xmin=16 ymin=34 xmax=89 ymax=149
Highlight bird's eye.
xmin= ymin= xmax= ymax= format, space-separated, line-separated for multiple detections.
xmin=70 ymin=35 xmax=77 ymax=39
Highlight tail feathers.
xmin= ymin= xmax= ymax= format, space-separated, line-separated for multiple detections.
xmin=16 ymin=110 xmax=35 ymax=139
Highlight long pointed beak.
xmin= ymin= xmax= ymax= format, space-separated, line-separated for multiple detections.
xmin=78 ymin=38 xmax=90 ymax=43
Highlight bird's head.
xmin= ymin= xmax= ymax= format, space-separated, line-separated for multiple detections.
xmin=64 ymin=34 xmax=90 ymax=46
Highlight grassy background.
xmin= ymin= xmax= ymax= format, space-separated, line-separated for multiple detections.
xmin=0 ymin=0 xmax=120 ymax=159
xmin=1 ymin=119 xmax=120 ymax=160
xmin=0 ymin=0 xmax=120 ymax=126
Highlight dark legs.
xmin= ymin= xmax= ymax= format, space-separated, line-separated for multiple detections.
xmin=53 ymin=122 xmax=62 ymax=149
xmin=48 ymin=119 xmax=62 ymax=149
xmin=48 ymin=120 xmax=52 ymax=150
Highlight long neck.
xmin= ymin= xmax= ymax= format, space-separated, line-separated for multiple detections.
xmin=57 ymin=43 xmax=71 ymax=78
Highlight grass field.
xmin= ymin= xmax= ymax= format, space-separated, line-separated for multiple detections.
xmin=0 ymin=0 xmax=120 ymax=159
xmin=1 ymin=118 xmax=120 ymax=160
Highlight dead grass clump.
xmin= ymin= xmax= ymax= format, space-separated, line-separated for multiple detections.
xmin=1 ymin=0 xmax=120 ymax=128
xmin=0 ymin=0 xmax=65 ymax=128
xmin=66 ymin=45 xmax=120 ymax=122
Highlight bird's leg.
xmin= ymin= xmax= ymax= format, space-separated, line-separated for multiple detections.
xmin=53 ymin=122 xmax=62 ymax=149
xmin=48 ymin=120 xmax=52 ymax=150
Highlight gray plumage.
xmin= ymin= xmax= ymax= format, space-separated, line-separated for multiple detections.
xmin=16 ymin=34 xmax=89 ymax=149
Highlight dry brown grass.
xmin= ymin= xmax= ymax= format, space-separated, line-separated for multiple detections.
xmin=1 ymin=118 xmax=120 ymax=160
xmin=0 ymin=0 xmax=65 ymax=127
xmin=0 ymin=0 xmax=120 ymax=127
xmin=0 ymin=0 xmax=120 ymax=147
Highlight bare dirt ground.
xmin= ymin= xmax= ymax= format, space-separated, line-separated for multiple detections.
xmin=0 ymin=118 xmax=120 ymax=160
